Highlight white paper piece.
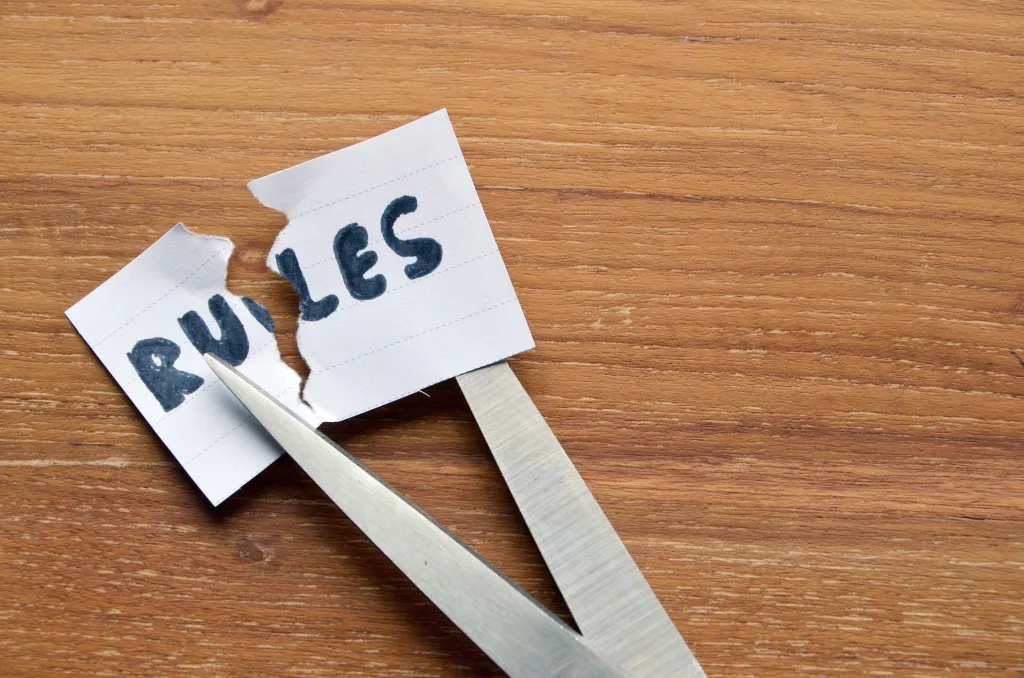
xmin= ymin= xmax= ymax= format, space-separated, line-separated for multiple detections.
xmin=66 ymin=224 xmax=316 ymax=506
xmin=249 ymin=109 xmax=535 ymax=422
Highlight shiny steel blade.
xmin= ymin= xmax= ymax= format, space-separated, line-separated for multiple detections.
xmin=457 ymin=361 xmax=705 ymax=678
xmin=204 ymin=354 xmax=625 ymax=678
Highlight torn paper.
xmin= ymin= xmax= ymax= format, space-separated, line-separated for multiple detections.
xmin=66 ymin=224 xmax=316 ymax=506
xmin=249 ymin=109 xmax=535 ymax=422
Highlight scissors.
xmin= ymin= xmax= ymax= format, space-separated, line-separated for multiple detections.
xmin=205 ymin=353 xmax=706 ymax=677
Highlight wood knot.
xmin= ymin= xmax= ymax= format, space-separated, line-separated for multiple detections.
xmin=236 ymin=538 xmax=266 ymax=562
xmin=242 ymin=0 xmax=283 ymax=17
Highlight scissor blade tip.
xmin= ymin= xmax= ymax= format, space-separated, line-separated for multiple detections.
xmin=203 ymin=353 xmax=244 ymax=397
xmin=203 ymin=353 xmax=236 ymax=382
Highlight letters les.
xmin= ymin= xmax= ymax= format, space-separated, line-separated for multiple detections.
xmin=279 ymin=194 xmax=442 ymax=312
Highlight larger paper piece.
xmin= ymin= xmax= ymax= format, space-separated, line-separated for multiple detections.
xmin=66 ymin=224 xmax=315 ymax=506
xmin=250 ymin=109 xmax=535 ymax=422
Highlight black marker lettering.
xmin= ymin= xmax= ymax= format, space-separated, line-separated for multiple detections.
xmin=334 ymin=224 xmax=386 ymax=301
xmin=178 ymin=294 xmax=250 ymax=366
xmin=127 ymin=337 xmax=204 ymax=412
xmin=241 ymin=296 xmax=275 ymax=333
xmin=275 ymin=248 xmax=339 ymax=321
xmin=380 ymin=195 xmax=442 ymax=280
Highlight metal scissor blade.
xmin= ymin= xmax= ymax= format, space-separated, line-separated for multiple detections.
xmin=457 ymin=362 xmax=705 ymax=678
xmin=204 ymin=354 xmax=625 ymax=678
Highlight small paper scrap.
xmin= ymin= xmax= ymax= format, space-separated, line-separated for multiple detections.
xmin=66 ymin=224 xmax=316 ymax=506
xmin=250 ymin=109 xmax=534 ymax=422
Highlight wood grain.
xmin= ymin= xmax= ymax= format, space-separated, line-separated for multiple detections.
xmin=1 ymin=1 xmax=1022 ymax=676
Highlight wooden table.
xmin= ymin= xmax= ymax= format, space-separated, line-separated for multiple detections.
xmin=2 ymin=2 xmax=1022 ymax=676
